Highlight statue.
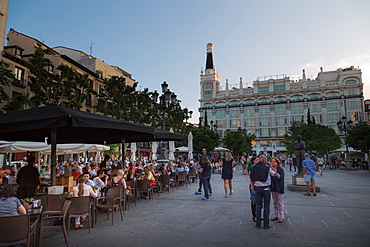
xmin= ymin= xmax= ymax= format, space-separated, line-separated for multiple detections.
xmin=293 ymin=135 xmax=306 ymax=175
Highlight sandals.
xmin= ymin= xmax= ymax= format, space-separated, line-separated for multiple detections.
xmin=225 ymin=192 xmax=228 ymax=198
xmin=278 ymin=219 xmax=285 ymax=223
xmin=75 ymin=224 xmax=83 ymax=230
xmin=313 ymin=193 xmax=317 ymax=196
xmin=303 ymin=193 xmax=311 ymax=196
xmin=271 ymin=217 xmax=278 ymax=221
xmin=230 ymin=191 xmax=233 ymax=195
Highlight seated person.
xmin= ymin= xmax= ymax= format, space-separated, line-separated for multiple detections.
xmin=110 ymin=169 xmax=127 ymax=189
xmin=81 ymin=172 xmax=95 ymax=187
xmin=0 ymin=184 xmax=26 ymax=217
xmin=0 ymin=166 xmax=11 ymax=189
xmin=40 ymin=166 xmax=51 ymax=181
xmin=93 ymin=170 xmax=108 ymax=195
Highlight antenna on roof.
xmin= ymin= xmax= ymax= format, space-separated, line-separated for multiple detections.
xmin=89 ymin=40 xmax=94 ymax=56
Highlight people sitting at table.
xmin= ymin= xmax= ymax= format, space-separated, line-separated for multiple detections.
xmin=165 ymin=164 xmax=175 ymax=181
xmin=88 ymin=163 xmax=98 ymax=178
xmin=72 ymin=176 xmax=97 ymax=230
xmin=40 ymin=166 xmax=51 ymax=181
xmin=110 ymin=169 xmax=127 ymax=189
xmin=143 ymin=166 xmax=157 ymax=188
xmin=126 ymin=168 xmax=135 ymax=181
xmin=81 ymin=172 xmax=95 ymax=187
xmin=176 ymin=163 xmax=185 ymax=173
xmin=93 ymin=170 xmax=108 ymax=197
xmin=0 ymin=184 xmax=26 ymax=217
xmin=158 ymin=164 xmax=166 ymax=175
xmin=0 ymin=166 xmax=11 ymax=189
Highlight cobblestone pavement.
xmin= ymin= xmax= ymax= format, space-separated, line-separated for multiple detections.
xmin=41 ymin=166 xmax=370 ymax=247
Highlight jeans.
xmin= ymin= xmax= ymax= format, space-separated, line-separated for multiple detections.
xmin=200 ymin=176 xmax=211 ymax=198
xmin=255 ymin=186 xmax=271 ymax=227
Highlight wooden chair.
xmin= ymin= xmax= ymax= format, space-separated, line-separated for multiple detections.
xmin=0 ymin=214 xmax=37 ymax=247
xmin=39 ymin=200 xmax=71 ymax=247
xmin=177 ymin=171 xmax=188 ymax=188
xmin=95 ymin=187 xmax=123 ymax=226
xmin=126 ymin=180 xmax=137 ymax=208
xmin=136 ymin=179 xmax=153 ymax=203
xmin=68 ymin=196 xmax=92 ymax=235
xmin=160 ymin=174 xmax=174 ymax=193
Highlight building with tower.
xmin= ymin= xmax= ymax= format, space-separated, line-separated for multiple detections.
xmin=198 ymin=43 xmax=365 ymax=154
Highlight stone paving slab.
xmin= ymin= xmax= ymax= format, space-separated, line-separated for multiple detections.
xmin=41 ymin=167 xmax=370 ymax=247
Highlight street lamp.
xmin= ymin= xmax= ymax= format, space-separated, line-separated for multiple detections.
xmin=337 ymin=115 xmax=353 ymax=170
xmin=210 ymin=120 xmax=218 ymax=132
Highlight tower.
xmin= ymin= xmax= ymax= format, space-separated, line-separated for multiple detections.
xmin=200 ymin=43 xmax=220 ymax=101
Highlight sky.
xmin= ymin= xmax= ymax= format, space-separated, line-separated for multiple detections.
xmin=6 ymin=0 xmax=370 ymax=123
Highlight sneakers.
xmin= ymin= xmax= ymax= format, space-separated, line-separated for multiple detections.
xmin=201 ymin=197 xmax=209 ymax=200
xmin=195 ymin=191 xmax=202 ymax=195
xmin=208 ymin=192 xmax=212 ymax=196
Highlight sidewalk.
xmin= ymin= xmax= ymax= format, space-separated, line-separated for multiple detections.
xmin=42 ymin=166 xmax=370 ymax=247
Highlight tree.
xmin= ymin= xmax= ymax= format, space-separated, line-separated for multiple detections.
xmin=0 ymin=60 xmax=16 ymax=113
xmin=223 ymin=127 xmax=255 ymax=159
xmin=192 ymin=126 xmax=219 ymax=154
xmin=347 ymin=121 xmax=370 ymax=156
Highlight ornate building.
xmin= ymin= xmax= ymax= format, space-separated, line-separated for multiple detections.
xmin=199 ymin=43 xmax=365 ymax=153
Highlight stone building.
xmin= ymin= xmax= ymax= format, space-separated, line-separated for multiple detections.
xmin=199 ymin=43 xmax=365 ymax=153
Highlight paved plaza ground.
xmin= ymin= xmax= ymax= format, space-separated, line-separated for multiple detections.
xmin=41 ymin=166 xmax=370 ymax=247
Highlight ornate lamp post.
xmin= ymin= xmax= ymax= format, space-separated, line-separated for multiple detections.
xmin=210 ymin=120 xmax=218 ymax=132
xmin=152 ymin=81 xmax=177 ymax=161
xmin=337 ymin=115 xmax=353 ymax=170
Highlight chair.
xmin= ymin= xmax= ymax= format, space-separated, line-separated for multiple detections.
xmin=177 ymin=171 xmax=188 ymax=188
xmin=136 ymin=179 xmax=153 ymax=203
xmin=67 ymin=196 xmax=92 ymax=235
xmin=46 ymin=194 xmax=63 ymax=211
xmin=95 ymin=187 xmax=123 ymax=226
xmin=187 ymin=168 xmax=197 ymax=183
xmin=160 ymin=174 xmax=174 ymax=193
xmin=39 ymin=200 xmax=71 ymax=247
xmin=0 ymin=214 xmax=37 ymax=247
xmin=126 ymin=180 xmax=137 ymax=208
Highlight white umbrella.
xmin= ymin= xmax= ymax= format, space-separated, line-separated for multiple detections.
xmin=130 ymin=142 xmax=137 ymax=161
xmin=214 ymin=147 xmax=230 ymax=152
xmin=168 ymin=128 xmax=175 ymax=161
xmin=151 ymin=142 xmax=158 ymax=161
xmin=175 ymin=146 xmax=188 ymax=152
xmin=188 ymin=132 xmax=193 ymax=160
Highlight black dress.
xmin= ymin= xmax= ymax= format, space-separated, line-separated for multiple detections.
xmin=221 ymin=158 xmax=234 ymax=179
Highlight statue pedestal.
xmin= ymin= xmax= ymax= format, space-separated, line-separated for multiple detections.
xmin=287 ymin=174 xmax=320 ymax=192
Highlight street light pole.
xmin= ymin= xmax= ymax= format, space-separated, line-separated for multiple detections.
xmin=337 ymin=115 xmax=353 ymax=170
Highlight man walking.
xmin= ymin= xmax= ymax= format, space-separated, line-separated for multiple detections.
xmin=303 ymin=153 xmax=317 ymax=196
xmin=250 ymin=155 xmax=280 ymax=229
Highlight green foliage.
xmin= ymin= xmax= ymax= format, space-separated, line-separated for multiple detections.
xmin=0 ymin=60 xmax=15 ymax=113
xmin=2 ymin=93 xmax=29 ymax=113
xmin=104 ymin=144 xmax=119 ymax=156
xmin=284 ymin=121 xmax=342 ymax=155
xmin=223 ymin=127 xmax=255 ymax=157
xmin=192 ymin=126 xmax=219 ymax=154
xmin=347 ymin=121 xmax=370 ymax=154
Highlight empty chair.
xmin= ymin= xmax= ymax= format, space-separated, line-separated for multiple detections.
xmin=126 ymin=180 xmax=137 ymax=209
xmin=46 ymin=194 xmax=63 ymax=211
xmin=0 ymin=214 xmax=37 ymax=247
xmin=177 ymin=171 xmax=188 ymax=188
xmin=39 ymin=200 xmax=71 ymax=247
xmin=187 ymin=168 xmax=197 ymax=183
xmin=68 ymin=196 xmax=92 ymax=234
xmin=136 ymin=179 xmax=153 ymax=203
xmin=95 ymin=187 xmax=123 ymax=226
xmin=160 ymin=174 xmax=174 ymax=193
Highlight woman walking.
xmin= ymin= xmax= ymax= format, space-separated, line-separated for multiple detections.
xmin=317 ymin=155 xmax=325 ymax=176
xmin=270 ymin=157 xmax=285 ymax=223
xmin=220 ymin=152 xmax=235 ymax=198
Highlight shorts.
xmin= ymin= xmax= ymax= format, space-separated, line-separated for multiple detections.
xmin=304 ymin=174 xmax=316 ymax=183
xmin=318 ymin=164 xmax=324 ymax=167
xmin=242 ymin=163 xmax=247 ymax=169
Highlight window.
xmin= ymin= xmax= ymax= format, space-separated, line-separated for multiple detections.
xmin=309 ymin=104 xmax=322 ymax=112
xmin=326 ymin=91 xmax=340 ymax=99
xmin=230 ymin=119 xmax=240 ymax=128
xmin=274 ymin=96 xmax=286 ymax=104
xmin=350 ymin=112 xmax=362 ymax=121
xmin=96 ymin=70 xmax=103 ymax=79
xmin=244 ymin=99 xmax=254 ymax=106
xmin=258 ymin=86 xmax=269 ymax=94
xmin=292 ymin=115 xmax=304 ymax=122
xmin=216 ymin=120 xmax=226 ymax=128
xmin=203 ymin=93 xmax=213 ymax=99
xmin=229 ymin=100 xmax=240 ymax=107
xmin=276 ymin=127 xmax=287 ymax=136
xmin=230 ymin=110 xmax=239 ymax=118
xmin=15 ymin=48 xmax=22 ymax=57
xmin=311 ymin=114 xmax=322 ymax=124
xmin=307 ymin=93 xmax=321 ymax=101
xmin=275 ymin=106 xmax=286 ymax=115
xmin=260 ymin=140 xmax=272 ymax=147
xmin=258 ymin=98 xmax=270 ymax=105
xmin=48 ymin=65 xmax=54 ymax=73
xmin=75 ymin=89 xmax=81 ymax=101
xmin=259 ymin=108 xmax=270 ymax=116
xmin=291 ymin=105 xmax=303 ymax=114
xmin=290 ymin=95 xmax=304 ymax=102
xmin=260 ymin=128 xmax=271 ymax=137
xmin=216 ymin=102 xmax=226 ymax=108
xmin=259 ymin=117 xmax=270 ymax=126
xmin=274 ymin=85 xmax=285 ymax=92
xmin=203 ymin=83 xmax=213 ymax=90
xmin=276 ymin=140 xmax=285 ymax=147
xmin=203 ymin=103 xmax=213 ymax=109
xmin=345 ymin=80 xmax=357 ymax=85
xmin=14 ymin=67 xmax=24 ymax=81
xmin=245 ymin=118 xmax=255 ymax=127
xmin=86 ymin=94 xmax=92 ymax=106
xmin=346 ymin=101 xmax=361 ymax=110
xmin=216 ymin=110 xmax=226 ymax=119
xmin=327 ymin=112 xmax=341 ymax=123
xmin=345 ymin=89 xmax=360 ymax=97
xmin=327 ymin=102 xmax=340 ymax=111
xmin=244 ymin=108 xmax=254 ymax=117
xmin=275 ymin=116 xmax=287 ymax=125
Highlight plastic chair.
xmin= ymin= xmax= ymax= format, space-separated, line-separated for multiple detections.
xmin=160 ymin=174 xmax=174 ymax=193
xmin=177 ymin=171 xmax=188 ymax=188
xmin=46 ymin=194 xmax=63 ymax=211
xmin=136 ymin=179 xmax=153 ymax=203
xmin=95 ymin=187 xmax=123 ymax=226
xmin=68 ymin=196 xmax=92 ymax=235
xmin=0 ymin=214 xmax=37 ymax=247
xmin=126 ymin=180 xmax=137 ymax=208
xmin=187 ymin=168 xmax=197 ymax=183
xmin=39 ymin=200 xmax=71 ymax=247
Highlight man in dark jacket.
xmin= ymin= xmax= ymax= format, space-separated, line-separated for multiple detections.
xmin=250 ymin=155 xmax=280 ymax=229
xmin=16 ymin=156 xmax=40 ymax=199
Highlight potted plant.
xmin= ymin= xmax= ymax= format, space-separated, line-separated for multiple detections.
xmin=22 ymin=197 xmax=35 ymax=210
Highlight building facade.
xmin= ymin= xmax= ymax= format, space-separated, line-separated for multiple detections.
xmin=199 ymin=43 xmax=365 ymax=153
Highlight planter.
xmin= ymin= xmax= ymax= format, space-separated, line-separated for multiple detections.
xmin=23 ymin=203 xmax=32 ymax=210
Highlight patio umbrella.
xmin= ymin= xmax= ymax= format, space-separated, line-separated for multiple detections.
xmin=188 ymin=132 xmax=193 ymax=160
xmin=168 ymin=128 xmax=175 ymax=161
xmin=130 ymin=142 xmax=137 ymax=161
xmin=151 ymin=142 xmax=158 ymax=161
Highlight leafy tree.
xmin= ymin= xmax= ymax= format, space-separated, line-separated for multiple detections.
xmin=2 ymin=93 xmax=29 ymax=113
xmin=192 ymin=126 xmax=219 ymax=154
xmin=346 ymin=121 xmax=370 ymax=156
xmin=223 ymin=127 xmax=255 ymax=158
xmin=0 ymin=60 xmax=16 ymax=113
